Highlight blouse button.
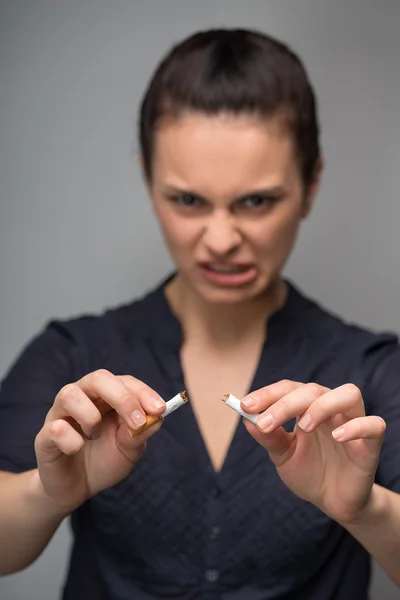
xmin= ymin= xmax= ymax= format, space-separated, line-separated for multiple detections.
xmin=209 ymin=526 xmax=220 ymax=540
xmin=204 ymin=569 xmax=220 ymax=583
xmin=210 ymin=487 xmax=220 ymax=499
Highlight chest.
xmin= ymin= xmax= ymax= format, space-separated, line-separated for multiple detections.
xmin=180 ymin=338 xmax=263 ymax=471
xmin=90 ymin=324 xmax=352 ymax=587
xmin=91 ymin=440 xmax=338 ymax=589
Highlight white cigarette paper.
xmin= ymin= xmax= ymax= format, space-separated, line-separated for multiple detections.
xmin=163 ymin=391 xmax=188 ymax=417
xmin=128 ymin=391 xmax=188 ymax=437
xmin=222 ymin=393 xmax=259 ymax=425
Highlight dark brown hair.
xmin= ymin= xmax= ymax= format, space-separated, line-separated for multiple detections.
xmin=139 ymin=28 xmax=321 ymax=189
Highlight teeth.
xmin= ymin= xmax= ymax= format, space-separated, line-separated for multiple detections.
xmin=208 ymin=264 xmax=246 ymax=273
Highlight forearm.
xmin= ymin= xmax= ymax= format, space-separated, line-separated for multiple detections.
xmin=341 ymin=484 xmax=400 ymax=587
xmin=0 ymin=470 xmax=69 ymax=575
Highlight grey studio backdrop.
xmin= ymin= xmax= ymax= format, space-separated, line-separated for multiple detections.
xmin=1 ymin=1 xmax=399 ymax=599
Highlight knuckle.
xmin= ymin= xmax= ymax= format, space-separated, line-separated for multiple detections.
xmin=118 ymin=374 xmax=135 ymax=384
xmin=116 ymin=388 xmax=136 ymax=411
xmin=275 ymin=397 xmax=290 ymax=417
xmin=343 ymin=383 xmax=361 ymax=400
xmin=49 ymin=420 xmax=64 ymax=437
xmin=57 ymin=383 xmax=79 ymax=406
xmin=92 ymin=368 xmax=112 ymax=380
xmin=352 ymin=421 xmax=363 ymax=438
xmin=280 ymin=379 xmax=292 ymax=389
xmin=305 ymin=382 xmax=321 ymax=396
xmin=136 ymin=383 xmax=153 ymax=400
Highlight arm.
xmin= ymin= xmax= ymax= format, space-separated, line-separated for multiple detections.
xmin=0 ymin=324 xmax=166 ymax=577
xmin=0 ymin=369 xmax=166 ymax=576
xmin=341 ymin=484 xmax=400 ymax=587
xmin=345 ymin=343 xmax=400 ymax=586
xmin=238 ymin=379 xmax=400 ymax=588
xmin=0 ymin=469 xmax=69 ymax=575
xmin=0 ymin=324 xmax=77 ymax=575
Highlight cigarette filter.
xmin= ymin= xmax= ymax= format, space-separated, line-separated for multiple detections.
xmin=128 ymin=391 xmax=188 ymax=437
xmin=222 ymin=393 xmax=259 ymax=425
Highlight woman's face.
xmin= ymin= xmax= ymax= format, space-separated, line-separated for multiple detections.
xmin=148 ymin=111 xmax=319 ymax=305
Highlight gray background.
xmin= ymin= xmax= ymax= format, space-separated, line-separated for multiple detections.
xmin=1 ymin=1 xmax=399 ymax=598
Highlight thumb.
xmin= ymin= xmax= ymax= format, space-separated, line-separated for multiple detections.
xmin=116 ymin=420 xmax=163 ymax=464
xmin=243 ymin=419 xmax=296 ymax=467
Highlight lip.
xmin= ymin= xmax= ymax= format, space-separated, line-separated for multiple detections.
xmin=197 ymin=262 xmax=258 ymax=287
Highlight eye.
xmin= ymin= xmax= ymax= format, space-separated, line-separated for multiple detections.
xmin=170 ymin=193 xmax=203 ymax=207
xmin=239 ymin=194 xmax=277 ymax=210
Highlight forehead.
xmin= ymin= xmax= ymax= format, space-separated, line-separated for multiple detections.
xmin=152 ymin=111 xmax=297 ymax=195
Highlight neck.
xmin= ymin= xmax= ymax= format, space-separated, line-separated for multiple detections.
xmin=165 ymin=274 xmax=287 ymax=349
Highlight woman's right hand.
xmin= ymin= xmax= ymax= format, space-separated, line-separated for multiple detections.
xmin=34 ymin=370 xmax=165 ymax=513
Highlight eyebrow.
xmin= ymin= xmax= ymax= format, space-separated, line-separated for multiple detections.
xmin=162 ymin=185 xmax=287 ymax=203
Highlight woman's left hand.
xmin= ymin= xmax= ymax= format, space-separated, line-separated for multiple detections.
xmin=241 ymin=381 xmax=386 ymax=524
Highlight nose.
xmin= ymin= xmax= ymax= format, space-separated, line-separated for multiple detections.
xmin=203 ymin=210 xmax=242 ymax=257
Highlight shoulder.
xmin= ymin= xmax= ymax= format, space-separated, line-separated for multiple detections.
xmin=9 ymin=279 xmax=168 ymax=381
xmin=46 ymin=279 xmax=164 ymax=343
xmin=305 ymin=293 xmax=397 ymax=357
xmin=291 ymin=281 xmax=400 ymax=394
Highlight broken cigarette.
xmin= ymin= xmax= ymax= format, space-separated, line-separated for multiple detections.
xmin=128 ymin=391 xmax=188 ymax=437
xmin=222 ymin=393 xmax=259 ymax=425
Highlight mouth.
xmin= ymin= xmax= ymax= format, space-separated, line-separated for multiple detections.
xmin=197 ymin=262 xmax=258 ymax=287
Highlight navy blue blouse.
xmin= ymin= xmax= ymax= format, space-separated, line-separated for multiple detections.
xmin=1 ymin=277 xmax=400 ymax=600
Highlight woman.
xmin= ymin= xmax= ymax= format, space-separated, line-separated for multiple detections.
xmin=0 ymin=28 xmax=399 ymax=600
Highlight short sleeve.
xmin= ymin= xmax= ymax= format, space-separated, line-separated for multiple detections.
xmin=363 ymin=341 xmax=400 ymax=494
xmin=0 ymin=321 xmax=80 ymax=473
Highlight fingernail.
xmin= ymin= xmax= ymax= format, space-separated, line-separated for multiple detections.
xmin=257 ymin=412 xmax=274 ymax=431
xmin=149 ymin=397 xmax=165 ymax=411
xmin=332 ymin=427 xmax=345 ymax=441
xmin=242 ymin=396 xmax=257 ymax=409
xmin=298 ymin=413 xmax=312 ymax=431
xmin=130 ymin=410 xmax=147 ymax=429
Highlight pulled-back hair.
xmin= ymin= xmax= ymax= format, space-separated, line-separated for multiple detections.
xmin=139 ymin=28 xmax=321 ymax=189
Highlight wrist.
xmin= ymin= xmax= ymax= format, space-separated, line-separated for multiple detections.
xmin=27 ymin=469 xmax=72 ymax=521
xmin=339 ymin=484 xmax=389 ymax=529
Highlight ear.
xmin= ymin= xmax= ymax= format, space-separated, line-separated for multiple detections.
xmin=301 ymin=156 xmax=324 ymax=219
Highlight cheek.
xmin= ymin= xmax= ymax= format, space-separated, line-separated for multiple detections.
xmin=250 ymin=209 xmax=302 ymax=257
xmin=156 ymin=211 xmax=200 ymax=260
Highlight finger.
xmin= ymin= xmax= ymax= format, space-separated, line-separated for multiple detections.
xmin=243 ymin=419 xmax=295 ymax=468
xmin=253 ymin=382 xmax=329 ymax=433
xmin=75 ymin=370 xmax=163 ymax=431
xmin=127 ymin=415 xmax=163 ymax=438
xmin=297 ymin=384 xmax=364 ymax=432
xmin=116 ymin=419 xmax=163 ymax=464
xmin=117 ymin=375 xmax=166 ymax=414
xmin=241 ymin=380 xmax=303 ymax=412
xmin=332 ymin=415 xmax=386 ymax=445
xmin=35 ymin=419 xmax=84 ymax=462
xmin=48 ymin=383 xmax=102 ymax=439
